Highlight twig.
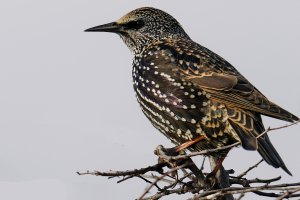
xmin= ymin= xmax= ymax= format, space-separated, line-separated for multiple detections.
xmin=269 ymin=120 xmax=299 ymax=131
xmin=141 ymin=174 xmax=174 ymax=184
xmin=142 ymin=187 xmax=189 ymax=200
xmin=235 ymin=193 xmax=245 ymax=200
xmin=190 ymin=182 xmax=300 ymax=200
xmin=276 ymin=188 xmax=300 ymax=200
xmin=200 ymin=157 xmax=206 ymax=171
xmin=77 ymin=162 xmax=166 ymax=177
xmin=137 ymin=175 xmax=162 ymax=191
xmin=138 ymin=163 xmax=189 ymax=200
xmin=230 ymin=176 xmax=281 ymax=186
xmin=237 ymin=159 xmax=263 ymax=178
xmin=257 ymin=120 xmax=299 ymax=139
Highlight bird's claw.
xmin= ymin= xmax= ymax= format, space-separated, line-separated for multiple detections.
xmin=205 ymin=172 xmax=218 ymax=188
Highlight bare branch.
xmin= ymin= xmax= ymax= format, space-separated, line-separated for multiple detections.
xmin=230 ymin=176 xmax=281 ymax=186
xmin=269 ymin=120 xmax=299 ymax=131
xmin=257 ymin=120 xmax=299 ymax=139
xmin=77 ymin=162 xmax=166 ymax=177
xmin=142 ymin=187 xmax=189 ymax=200
xmin=190 ymin=182 xmax=300 ymax=200
xmin=138 ymin=163 xmax=189 ymax=200
xmin=276 ymin=188 xmax=300 ymax=200
xmin=237 ymin=159 xmax=263 ymax=178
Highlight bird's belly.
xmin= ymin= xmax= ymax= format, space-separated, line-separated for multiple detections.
xmin=133 ymin=78 xmax=236 ymax=151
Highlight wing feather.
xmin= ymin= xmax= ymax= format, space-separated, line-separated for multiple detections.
xmin=153 ymin=40 xmax=299 ymax=122
xmin=145 ymin=40 xmax=299 ymax=122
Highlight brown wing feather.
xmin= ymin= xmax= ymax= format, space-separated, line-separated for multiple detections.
xmin=186 ymin=72 xmax=238 ymax=91
xmin=154 ymin=39 xmax=298 ymax=122
xmin=194 ymin=74 xmax=298 ymax=122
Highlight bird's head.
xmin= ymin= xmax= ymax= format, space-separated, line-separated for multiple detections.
xmin=85 ymin=7 xmax=190 ymax=54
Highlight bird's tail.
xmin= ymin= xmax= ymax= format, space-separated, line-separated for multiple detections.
xmin=254 ymin=113 xmax=292 ymax=176
xmin=257 ymin=134 xmax=292 ymax=175
xmin=228 ymin=109 xmax=292 ymax=175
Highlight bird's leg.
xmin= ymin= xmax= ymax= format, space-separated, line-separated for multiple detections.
xmin=205 ymin=157 xmax=225 ymax=187
xmin=162 ymin=135 xmax=205 ymax=156
xmin=154 ymin=136 xmax=208 ymax=188
xmin=175 ymin=135 xmax=205 ymax=152
xmin=210 ymin=157 xmax=225 ymax=177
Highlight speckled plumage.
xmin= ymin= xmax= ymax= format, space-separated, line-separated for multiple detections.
xmin=85 ymin=7 xmax=299 ymax=175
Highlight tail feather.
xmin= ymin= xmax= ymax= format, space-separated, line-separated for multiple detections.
xmin=265 ymin=102 xmax=299 ymax=123
xmin=228 ymin=108 xmax=292 ymax=175
xmin=253 ymin=113 xmax=292 ymax=175
xmin=257 ymin=134 xmax=292 ymax=175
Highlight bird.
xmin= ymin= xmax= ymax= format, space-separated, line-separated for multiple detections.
xmin=85 ymin=7 xmax=299 ymax=176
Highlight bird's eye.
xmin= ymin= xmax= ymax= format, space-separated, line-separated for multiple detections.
xmin=123 ymin=20 xmax=145 ymax=30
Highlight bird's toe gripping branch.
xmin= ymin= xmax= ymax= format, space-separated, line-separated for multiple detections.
xmin=154 ymin=135 xmax=227 ymax=188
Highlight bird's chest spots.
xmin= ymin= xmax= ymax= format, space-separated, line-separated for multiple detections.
xmin=132 ymin=60 xmax=208 ymax=112
xmin=131 ymin=57 xmax=212 ymax=143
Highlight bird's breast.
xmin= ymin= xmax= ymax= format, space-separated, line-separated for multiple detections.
xmin=131 ymin=57 xmax=211 ymax=143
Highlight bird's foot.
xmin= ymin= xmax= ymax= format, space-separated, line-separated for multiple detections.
xmin=205 ymin=171 xmax=218 ymax=188
xmin=154 ymin=135 xmax=206 ymax=164
xmin=154 ymin=145 xmax=186 ymax=169
xmin=205 ymin=157 xmax=225 ymax=188
xmin=154 ymin=145 xmax=182 ymax=157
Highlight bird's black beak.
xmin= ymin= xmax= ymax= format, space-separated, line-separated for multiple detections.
xmin=84 ymin=22 xmax=121 ymax=33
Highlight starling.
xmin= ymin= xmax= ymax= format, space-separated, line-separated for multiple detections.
xmin=85 ymin=7 xmax=299 ymax=175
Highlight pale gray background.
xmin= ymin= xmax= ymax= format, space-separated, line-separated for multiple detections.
xmin=0 ymin=0 xmax=299 ymax=199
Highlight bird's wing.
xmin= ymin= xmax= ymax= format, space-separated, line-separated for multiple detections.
xmin=146 ymin=40 xmax=298 ymax=123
